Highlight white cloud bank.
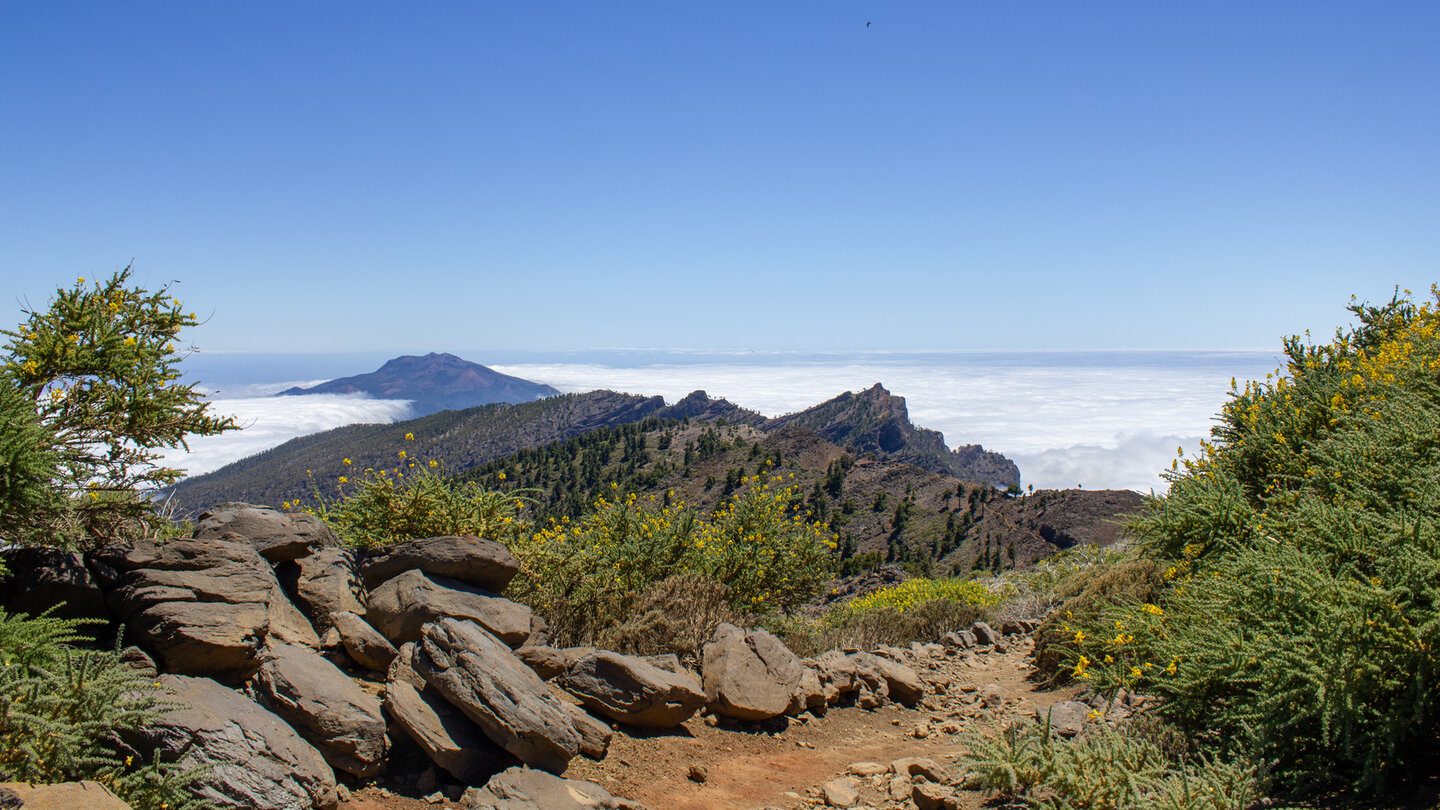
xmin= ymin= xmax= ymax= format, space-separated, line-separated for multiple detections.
xmin=163 ymin=352 xmax=1277 ymax=492
xmin=158 ymin=394 xmax=414 ymax=476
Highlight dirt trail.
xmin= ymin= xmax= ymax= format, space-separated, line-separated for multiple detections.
xmin=351 ymin=635 xmax=1077 ymax=809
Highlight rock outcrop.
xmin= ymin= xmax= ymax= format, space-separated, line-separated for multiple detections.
xmin=367 ymin=569 xmax=532 ymax=647
xmin=193 ymin=503 xmax=340 ymax=562
xmin=249 ymin=643 xmax=389 ymax=777
xmin=413 ymin=618 xmax=581 ymax=774
xmin=91 ymin=537 xmax=318 ymax=681
xmin=130 ymin=674 xmax=339 ymax=810
xmin=555 ymin=650 xmax=706 ymax=728
xmin=360 ymin=534 xmax=520 ymax=592
xmin=460 ymin=766 xmax=644 ymax=810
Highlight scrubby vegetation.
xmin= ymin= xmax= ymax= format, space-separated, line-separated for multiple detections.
xmin=298 ymin=436 xmax=532 ymax=549
xmin=1038 ymin=289 xmax=1440 ymax=799
xmin=0 ymin=610 xmax=211 ymax=809
xmin=959 ymin=717 xmax=1259 ymax=810
xmin=0 ymin=268 xmax=235 ymax=547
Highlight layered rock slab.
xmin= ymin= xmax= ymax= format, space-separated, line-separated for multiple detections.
xmin=460 ymin=766 xmax=645 ymax=810
xmin=361 ymin=534 xmax=520 ymax=592
xmin=368 ymin=569 xmax=532 ymax=647
xmin=193 ymin=502 xmax=340 ymax=562
xmin=554 ymin=650 xmax=706 ymax=728
xmin=91 ymin=537 xmax=318 ymax=681
xmin=414 ymin=618 xmax=581 ymax=774
xmin=250 ymin=643 xmax=389 ymax=777
xmin=384 ymin=642 xmax=506 ymax=784
xmin=130 ymin=674 xmax=338 ymax=810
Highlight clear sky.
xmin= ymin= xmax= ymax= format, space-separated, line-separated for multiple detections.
xmin=2 ymin=2 xmax=1435 ymax=354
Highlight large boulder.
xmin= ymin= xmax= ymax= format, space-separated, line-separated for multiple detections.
xmin=0 ymin=546 xmax=111 ymax=623
xmin=414 ymin=618 xmax=581 ymax=774
xmin=91 ymin=538 xmax=318 ymax=681
xmin=559 ymin=700 xmax=612 ymax=760
xmin=701 ymin=623 xmax=804 ymax=721
xmin=367 ymin=569 xmax=532 ymax=647
xmin=127 ymin=674 xmax=338 ymax=810
xmin=554 ymin=650 xmax=706 ymax=728
xmin=384 ymin=648 xmax=506 ymax=784
xmin=330 ymin=611 xmax=398 ymax=671
xmin=460 ymin=766 xmax=644 ymax=810
xmin=193 ymin=503 xmax=340 ymax=562
xmin=249 ymin=643 xmax=389 ymax=777
xmin=360 ymin=534 xmax=519 ymax=592
xmin=279 ymin=547 xmax=367 ymax=634
xmin=0 ymin=781 xmax=133 ymax=810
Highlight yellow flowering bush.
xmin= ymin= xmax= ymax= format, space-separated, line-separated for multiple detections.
xmin=304 ymin=441 xmax=529 ymax=548
xmin=826 ymin=577 xmax=999 ymax=626
xmin=508 ymin=476 xmax=835 ymax=646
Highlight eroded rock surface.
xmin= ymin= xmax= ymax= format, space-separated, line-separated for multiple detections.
xmin=367 ymin=569 xmax=532 ymax=647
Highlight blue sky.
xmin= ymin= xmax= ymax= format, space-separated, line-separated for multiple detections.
xmin=2 ymin=2 xmax=1435 ymax=354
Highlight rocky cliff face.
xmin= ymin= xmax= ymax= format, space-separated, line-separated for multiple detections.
xmin=764 ymin=384 xmax=1019 ymax=488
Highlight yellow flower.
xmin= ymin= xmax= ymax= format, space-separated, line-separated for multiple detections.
xmin=343 ymin=458 xmax=352 ymax=466
xmin=123 ymin=336 xmax=136 ymax=345
xmin=498 ymin=472 xmax=507 ymax=481
xmin=1130 ymin=666 xmax=1143 ymax=679
xmin=1073 ymin=630 xmax=1085 ymax=644
xmin=1141 ymin=603 xmax=1164 ymax=616
xmin=429 ymin=460 xmax=438 ymax=468
xmin=398 ymin=450 xmax=407 ymax=459
xmin=405 ymin=432 xmax=414 ymax=441
xmin=338 ymin=476 xmax=348 ymax=484
xmin=77 ymin=276 xmax=85 ymax=284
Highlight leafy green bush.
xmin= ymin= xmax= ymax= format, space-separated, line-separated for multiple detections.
xmin=0 ymin=609 xmax=210 ymax=810
xmin=302 ymin=439 xmax=530 ymax=548
xmin=0 ymin=268 xmax=235 ymax=546
xmin=508 ymin=476 xmax=835 ymax=646
xmin=959 ymin=718 xmax=1260 ymax=810
xmin=1059 ymin=291 xmax=1440 ymax=794
xmin=826 ymin=576 xmax=999 ymax=625
xmin=1030 ymin=553 xmax=1165 ymax=684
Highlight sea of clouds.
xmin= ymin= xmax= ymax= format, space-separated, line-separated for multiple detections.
xmin=162 ymin=351 xmax=1280 ymax=492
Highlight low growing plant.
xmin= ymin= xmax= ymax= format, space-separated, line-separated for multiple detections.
xmin=0 ymin=609 xmax=211 ymax=810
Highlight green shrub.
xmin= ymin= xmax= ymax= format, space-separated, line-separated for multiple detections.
xmin=826 ymin=576 xmax=999 ymax=626
xmin=1031 ymin=554 xmax=1165 ymax=684
xmin=509 ymin=476 xmax=835 ymax=646
xmin=0 ymin=268 xmax=235 ymax=547
xmin=0 ymin=609 xmax=210 ymax=810
xmin=302 ymin=441 xmax=530 ymax=548
xmin=1063 ymin=291 xmax=1440 ymax=794
xmin=959 ymin=718 xmax=1260 ymax=810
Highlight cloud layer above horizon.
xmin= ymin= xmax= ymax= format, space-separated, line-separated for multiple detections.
xmin=164 ymin=353 xmax=1278 ymax=493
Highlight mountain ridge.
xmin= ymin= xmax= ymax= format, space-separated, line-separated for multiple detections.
xmin=276 ymin=352 xmax=559 ymax=415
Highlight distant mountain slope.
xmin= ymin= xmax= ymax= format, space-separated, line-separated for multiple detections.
xmin=765 ymin=383 xmax=1019 ymax=488
xmin=461 ymin=418 xmax=1141 ymax=575
xmin=167 ymin=390 xmax=760 ymax=514
xmin=276 ymin=352 xmax=559 ymax=415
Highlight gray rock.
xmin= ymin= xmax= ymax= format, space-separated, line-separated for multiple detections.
xmin=0 ymin=546 xmax=111 ymax=623
xmin=1046 ymin=700 xmax=1091 ymax=737
xmin=361 ymin=535 xmax=520 ymax=593
xmin=130 ymin=674 xmax=338 ymax=810
xmin=514 ymin=645 xmax=596 ymax=681
xmin=911 ymin=780 xmax=956 ymax=810
xmin=414 ymin=618 xmax=580 ymax=774
xmin=940 ymin=630 xmax=976 ymax=649
xmin=999 ymin=618 xmax=1027 ymax=636
xmin=980 ymin=682 xmax=1007 ymax=708
xmin=250 ymin=643 xmax=389 ymax=777
xmin=560 ymin=701 xmax=613 ymax=760
xmin=701 ymin=623 xmax=804 ymax=721
xmin=384 ymin=673 xmax=505 ymax=784
xmin=388 ymin=642 xmax=427 ymax=689
xmin=91 ymin=537 xmax=318 ymax=681
xmin=193 ymin=503 xmax=339 ymax=562
xmin=850 ymin=652 xmax=925 ymax=707
xmin=281 ymin=547 xmax=366 ymax=634
xmin=460 ymin=766 xmax=644 ymax=810
xmin=970 ymin=621 xmax=998 ymax=645
xmin=330 ymin=611 xmax=398 ymax=671
xmin=555 ymin=650 xmax=706 ymax=728
xmin=368 ymin=569 xmax=532 ymax=648
xmin=789 ymin=666 xmax=826 ymax=715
